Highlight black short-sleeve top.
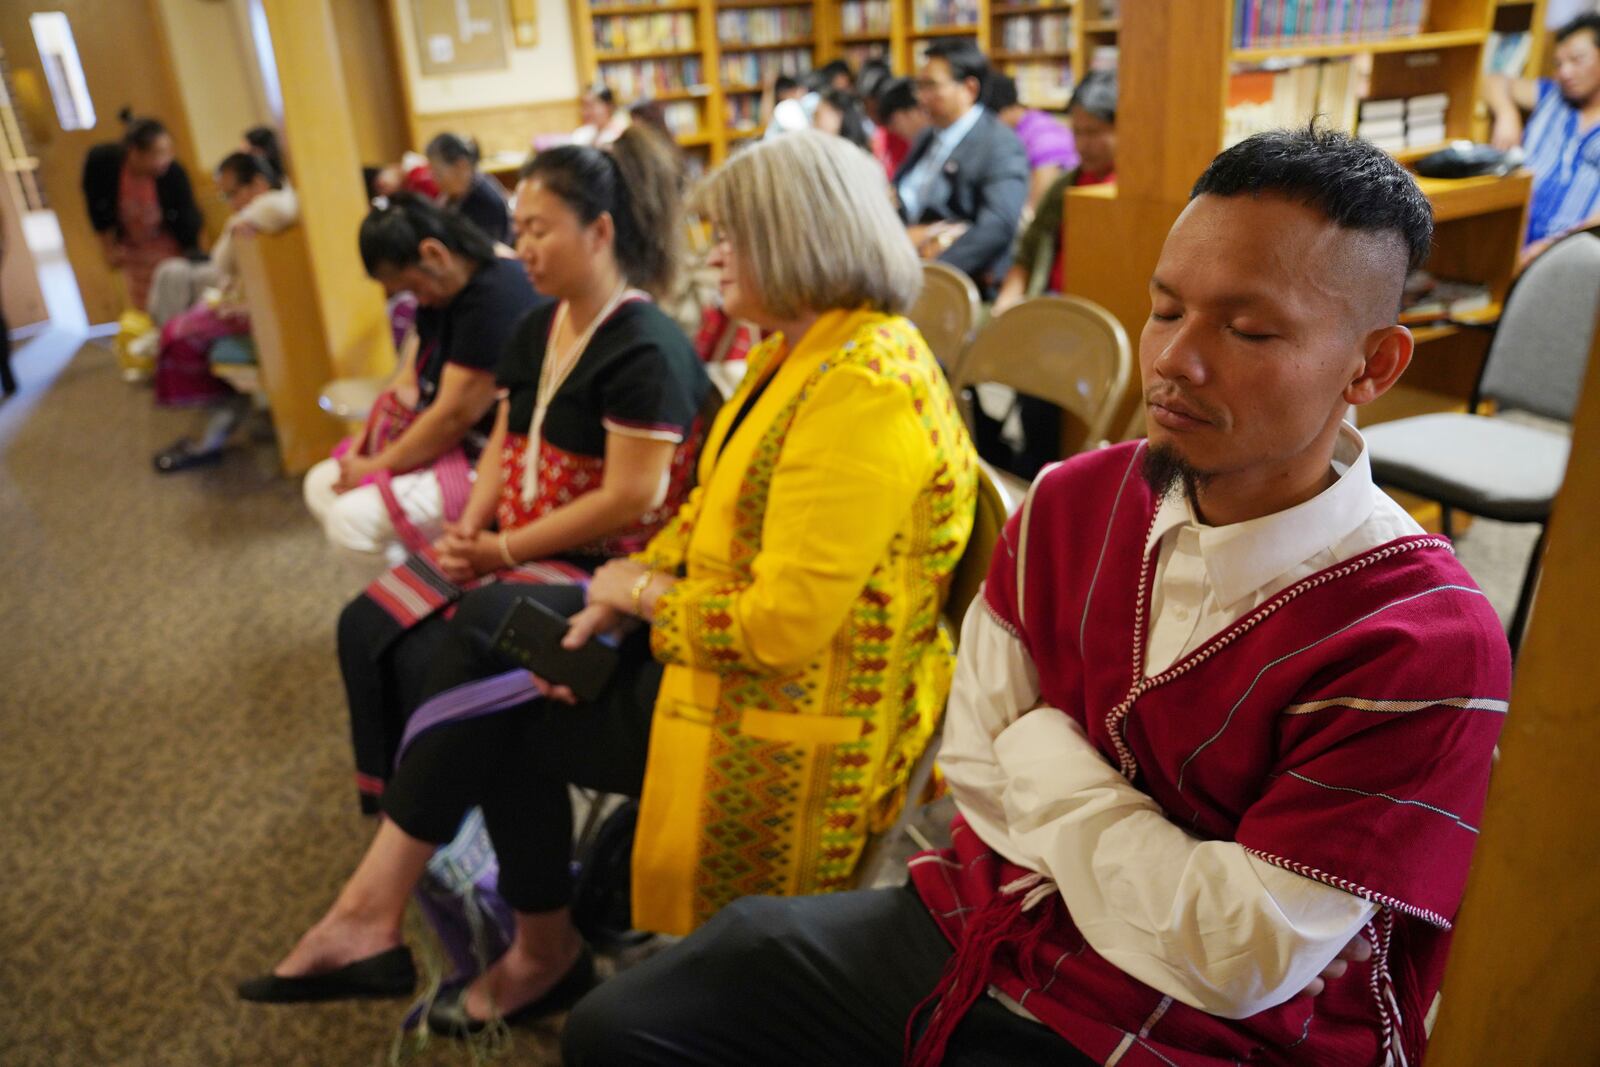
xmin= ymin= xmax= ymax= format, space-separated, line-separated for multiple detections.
xmin=414 ymin=256 xmax=544 ymax=449
xmin=493 ymin=297 xmax=713 ymax=558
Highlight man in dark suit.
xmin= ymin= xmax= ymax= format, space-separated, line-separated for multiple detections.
xmin=893 ymin=40 xmax=1030 ymax=296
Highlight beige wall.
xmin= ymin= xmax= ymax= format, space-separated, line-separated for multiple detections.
xmin=388 ymin=0 xmax=578 ymax=114
xmin=154 ymin=0 xmax=268 ymax=171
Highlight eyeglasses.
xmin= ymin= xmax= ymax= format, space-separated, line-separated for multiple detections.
xmin=913 ymin=78 xmax=957 ymax=92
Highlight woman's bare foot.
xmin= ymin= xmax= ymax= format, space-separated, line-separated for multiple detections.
xmin=272 ymin=908 xmax=403 ymax=978
xmin=462 ymin=926 xmax=584 ymax=1020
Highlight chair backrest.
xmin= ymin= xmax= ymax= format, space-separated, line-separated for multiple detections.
xmin=942 ymin=463 xmax=1008 ymax=642
xmin=1480 ymin=231 xmax=1600 ymax=422
xmin=952 ymin=294 xmax=1132 ymax=452
xmin=907 ymin=261 xmax=981 ymax=370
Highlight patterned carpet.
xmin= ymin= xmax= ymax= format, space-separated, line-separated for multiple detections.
xmin=0 ymin=332 xmax=1542 ymax=1067
xmin=0 ymin=334 xmax=565 ymax=1067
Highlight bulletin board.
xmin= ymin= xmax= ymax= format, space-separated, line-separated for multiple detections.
xmin=409 ymin=0 xmax=510 ymax=76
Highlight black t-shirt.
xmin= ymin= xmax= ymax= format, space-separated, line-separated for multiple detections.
xmin=415 ymin=256 xmax=545 ymax=446
xmin=452 ymin=172 xmax=512 ymax=246
xmin=495 ymin=299 xmax=711 ymax=458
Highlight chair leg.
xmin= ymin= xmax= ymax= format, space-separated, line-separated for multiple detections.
xmin=1439 ymin=504 xmax=1454 ymax=542
xmin=1507 ymin=524 xmax=1549 ymax=658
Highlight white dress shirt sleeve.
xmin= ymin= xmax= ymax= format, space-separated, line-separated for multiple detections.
xmin=942 ymin=604 xmax=1379 ymax=1020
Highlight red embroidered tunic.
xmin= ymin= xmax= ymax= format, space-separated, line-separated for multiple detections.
xmin=909 ymin=442 xmax=1511 ymax=1066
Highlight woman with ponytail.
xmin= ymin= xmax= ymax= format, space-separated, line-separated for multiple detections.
xmin=239 ymin=125 xmax=711 ymax=1033
xmin=80 ymin=110 xmax=202 ymax=310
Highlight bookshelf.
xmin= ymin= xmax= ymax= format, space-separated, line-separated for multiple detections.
xmin=569 ymin=0 xmax=1125 ymax=162
xmin=989 ymin=1 xmax=1119 ymax=112
xmin=1063 ymin=0 xmax=1533 ymax=529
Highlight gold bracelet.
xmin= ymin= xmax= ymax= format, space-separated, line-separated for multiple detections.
xmin=629 ymin=570 xmax=655 ymax=617
xmin=498 ymin=530 xmax=516 ymax=568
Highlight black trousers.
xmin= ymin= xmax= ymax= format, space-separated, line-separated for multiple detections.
xmin=562 ymin=886 xmax=1096 ymax=1067
xmin=339 ymin=582 xmax=661 ymax=914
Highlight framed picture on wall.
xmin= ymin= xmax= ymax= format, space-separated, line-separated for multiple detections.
xmin=410 ymin=0 xmax=510 ymax=76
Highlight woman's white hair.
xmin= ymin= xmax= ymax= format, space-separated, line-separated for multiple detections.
xmin=692 ymin=130 xmax=923 ymax=320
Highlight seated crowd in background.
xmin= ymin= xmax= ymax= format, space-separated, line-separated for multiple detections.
xmin=150 ymin=150 xmax=298 ymax=472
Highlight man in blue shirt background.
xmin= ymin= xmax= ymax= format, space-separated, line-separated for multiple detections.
xmin=1486 ymin=13 xmax=1600 ymax=266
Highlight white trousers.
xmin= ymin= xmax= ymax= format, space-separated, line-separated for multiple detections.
xmin=302 ymin=457 xmax=451 ymax=558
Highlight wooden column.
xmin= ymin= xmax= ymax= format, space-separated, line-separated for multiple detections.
xmin=1427 ymin=321 xmax=1600 ymax=1061
xmin=258 ymin=0 xmax=394 ymax=383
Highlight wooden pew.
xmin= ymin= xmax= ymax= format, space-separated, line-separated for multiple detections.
xmin=234 ymin=226 xmax=344 ymax=475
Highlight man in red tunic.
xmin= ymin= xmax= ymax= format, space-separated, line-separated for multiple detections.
xmin=563 ymin=127 xmax=1512 ymax=1067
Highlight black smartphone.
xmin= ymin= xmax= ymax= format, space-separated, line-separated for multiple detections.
xmin=492 ymin=595 xmax=620 ymax=703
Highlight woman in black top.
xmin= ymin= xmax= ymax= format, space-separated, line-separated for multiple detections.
xmin=301 ymin=194 xmax=540 ymax=555
xmin=244 ymin=127 xmax=711 ymax=1032
xmin=427 ymin=132 xmax=512 ymax=246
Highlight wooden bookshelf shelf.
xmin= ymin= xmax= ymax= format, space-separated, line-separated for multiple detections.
xmin=993 ymin=2 xmax=1076 ymax=13
xmin=994 ymin=49 xmax=1074 ymax=60
xmin=639 ymin=86 xmax=714 ymax=103
xmin=837 ymin=31 xmax=893 ymax=43
xmin=1084 ymin=17 xmax=1120 ymax=32
xmin=717 ymin=0 xmax=814 ymax=7
xmin=1231 ymin=28 xmax=1486 ymax=63
xmin=595 ymin=46 xmax=703 ymax=62
xmin=719 ymin=38 xmax=816 ymax=51
xmin=591 ymin=1 xmax=699 ymax=13
xmin=677 ymin=131 xmax=717 ymax=147
xmin=910 ymin=24 xmax=984 ymax=38
xmin=726 ymin=126 xmax=763 ymax=140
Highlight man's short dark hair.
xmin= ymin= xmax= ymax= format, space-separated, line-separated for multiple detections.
xmin=875 ymin=77 xmax=919 ymax=121
xmin=819 ymin=58 xmax=854 ymax=87
xmin=1555 ymin=12 xmax=1600 ymax=48
xmin=774 ymin=74 xmax=800 ymax=96
xmin=1068 ymin=71 xmax=1118 ymax=124
xmin=924 ymin=39 xmax=989 ymax=93
xmin=1190 ymin=125 xmax=1433 ymax=271
xmin=985 ymin=72 xmax=1019 ymax=111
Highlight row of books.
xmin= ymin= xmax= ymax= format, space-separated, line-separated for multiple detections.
xmin=1088 ymin=43 xmax=1119 ymax=70
xmin=715 ymin=7 xmax=813 ymax=47
xmin=1224 ymin=58 xmax=1358 ymax=148
xmin=997 ymin=13 xmax=1073 ymax=53
xmin=727 ymin=94 xmax=762 ymax=130
xmin=1357 ymin=93 xmax=1448 ymax=152
xmin=840 ymin=0 xmax=892 ymax=36
xmin=1232 ymin=0 xmax=1430 ymax=50
xmin=719 ymin=48 xmax=813 ymax=88
xmin=912 ymin=0 xmax=981 ymax=32
xmin=1013 ymin=62 xmax=1075 ymax=110
xmin=596 ymin=57 xmax=705 ymax=98
xmin=593 ymin=13 xmax=695 ymax=56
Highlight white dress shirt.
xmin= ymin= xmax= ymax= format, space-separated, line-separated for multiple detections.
xmin=897 ymin=103 xmax=986 ymax=222
xmin=940 ymin=425 xmax=1423 ymax=1019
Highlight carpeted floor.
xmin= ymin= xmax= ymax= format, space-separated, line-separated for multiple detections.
xmin=0 ymin=334 xmax=566 ymax=1066
xmin=0 ymin=332 xmax=1545 ymax=1067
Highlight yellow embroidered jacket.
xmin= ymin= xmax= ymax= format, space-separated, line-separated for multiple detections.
xmin=629 ymin=307 xmax=979 ymax=935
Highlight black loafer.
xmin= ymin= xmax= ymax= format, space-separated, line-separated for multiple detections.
xmin=153 ymin=438 xmax=222 ymax=474
xmin=237 ymin=945 xmax=417 ymax=1003
xmin=426 ymin=947 xmax=597 ymax=1036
